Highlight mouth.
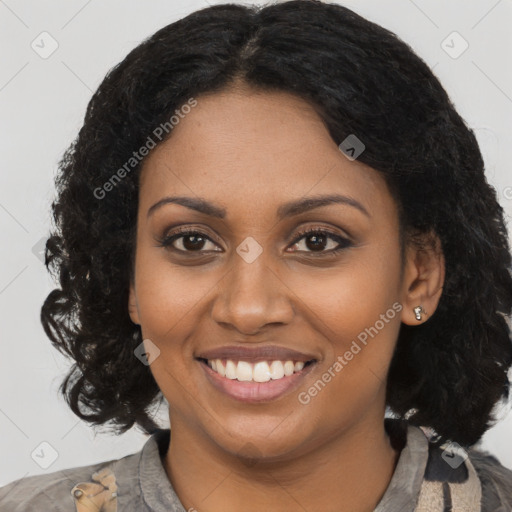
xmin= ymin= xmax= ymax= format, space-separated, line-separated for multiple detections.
xmin=197 ymin=357 xmax=316 ymax=381
xmin=195 ymin=354 xmax=318 ymax=402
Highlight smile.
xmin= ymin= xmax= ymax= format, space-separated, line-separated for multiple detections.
xmin=196 ymin=357 xmax=317 ymax=402
xmin=205 ymin=358 xmax=311 ymax=381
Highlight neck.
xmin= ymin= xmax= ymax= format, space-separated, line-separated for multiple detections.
xmin=163 ymin=414 xmax=401 ymax=512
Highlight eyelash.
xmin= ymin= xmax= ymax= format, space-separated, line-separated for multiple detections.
xmin=156 ymin=226 xmax=353 ymax=256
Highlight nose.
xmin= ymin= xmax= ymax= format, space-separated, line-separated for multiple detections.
xmin=211 ymin=254 xmax=294 ymax=335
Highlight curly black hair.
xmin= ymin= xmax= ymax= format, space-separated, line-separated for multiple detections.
xmin=41 ymin=0 xmax=512 ymax=448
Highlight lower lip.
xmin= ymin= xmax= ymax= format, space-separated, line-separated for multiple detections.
xmin=197 ymin=359 xmax=316 ymax=403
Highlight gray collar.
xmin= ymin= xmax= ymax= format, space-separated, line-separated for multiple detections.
xmin=374 ymin=424 xmax=429 ymax=511
xmin=138 ymin=429 xmax=187 ymax=512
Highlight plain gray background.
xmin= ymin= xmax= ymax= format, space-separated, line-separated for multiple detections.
xmin=1 ymin=0 xmax=511 ymax=486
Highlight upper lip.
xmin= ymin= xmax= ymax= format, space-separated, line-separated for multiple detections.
xmin=196 ymin=345 xmax=317 ymax=363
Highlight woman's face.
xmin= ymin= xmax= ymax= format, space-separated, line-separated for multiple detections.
xmin=129 ymin=85 xmax=412 ymax=461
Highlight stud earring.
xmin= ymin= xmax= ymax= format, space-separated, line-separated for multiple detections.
xmin=413 ymin=305 xmax=426 ymax=321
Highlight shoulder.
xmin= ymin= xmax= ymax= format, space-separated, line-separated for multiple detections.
xmin=0 ymin=447 xmax=143 ymax=512
xmin=417 ymin=438 xmax=512 ymax=511
xmin=468 ymin=447 xmax=512 ymax=510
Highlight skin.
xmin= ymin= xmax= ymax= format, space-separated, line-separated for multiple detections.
xmin=128 ymin=81 xmax=445 ymax=512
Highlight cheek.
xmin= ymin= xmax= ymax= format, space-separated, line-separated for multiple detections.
xmin=132 ymin=250 xmax=214 ymax=364
xmin=135 ymin=239 xmax=205 ymax=315
xmin=293 ymin=269 xmax=402 ymax=429
xmin=132 ymin=258 xmax=209 ymax=409
xmin=289 ymin=244 xmax=403 ymax=391
xmin=290 ymin=244 xmax=402 ymax=338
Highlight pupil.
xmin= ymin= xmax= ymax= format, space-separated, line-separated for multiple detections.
xmin=306 ymin=233 xmax=326 ymax=251
xmin=183 ymin=235 xmax=205 ymax=251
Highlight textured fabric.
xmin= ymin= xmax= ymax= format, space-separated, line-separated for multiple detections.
xmin=1 ymin=418 xmax=511 ymax=511
xmin=470 ymin=448 xmax=512 ymax=511
xmin=414 ymin=455 xmax=482 ymax=511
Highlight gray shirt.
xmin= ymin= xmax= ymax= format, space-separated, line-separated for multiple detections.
xmin=1 ymin=418 xmax=511 ymax=511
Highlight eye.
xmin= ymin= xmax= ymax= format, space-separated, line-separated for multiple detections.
xmin=287 ymin=227 xmax=352 ymax=255
xmin=156 ymin=227 xmax=221 ymax=253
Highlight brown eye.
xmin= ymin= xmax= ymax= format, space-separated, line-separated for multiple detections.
xmin=157 ymin=228 xmax=221 ymax=253
xmin=178 ymin=233 xmax=208 ymax=251
xmin=288 ymin=228 xmax=352 ymax=254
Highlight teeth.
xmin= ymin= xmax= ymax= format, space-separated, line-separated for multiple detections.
xmin=283 ymin=361 xmax=294 ymax=376
xmin=269 ymin=360 xmax=285 ymax=380
xmin=253 ymin=362 xmax=271 ymax=383
xmin=216 ymin=359 xmax=226 ymax=377
xmin=237 ymin=361 xmax=253 ymax=381
xmin=205 ymin=358 xmax=311 ymax=381
xmin=225 ymin=360 xmax=237 ymax=379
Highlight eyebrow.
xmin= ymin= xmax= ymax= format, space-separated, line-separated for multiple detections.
xmin=146 ymin=193 xmax=370 ymax=220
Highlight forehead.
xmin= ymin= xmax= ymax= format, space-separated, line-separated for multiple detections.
xmin=138 ymin=88 xmax=393 ymax=221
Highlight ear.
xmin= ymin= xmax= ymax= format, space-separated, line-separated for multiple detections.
xmin=128 ymin=280 xmax=141 ymax=325
xmin=400 ymin=231 xmax=445 ymax=325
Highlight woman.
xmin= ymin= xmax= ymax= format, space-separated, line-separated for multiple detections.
xmin=1 ymin=1 xmax=511 ymax=510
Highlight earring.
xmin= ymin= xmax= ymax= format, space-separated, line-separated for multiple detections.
xmin=413 ymin=305 xmax=426 ymax=321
